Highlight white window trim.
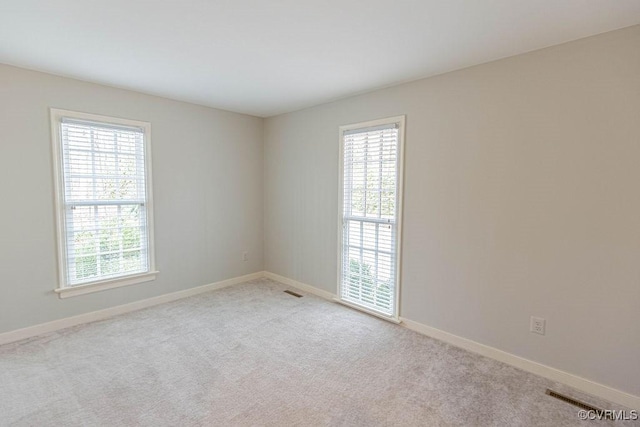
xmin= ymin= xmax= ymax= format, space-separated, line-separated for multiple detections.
xmin=336 ymin=115 xmax=406 ymax=322
xmin=50 ymin=108 xmax=158 ymax=298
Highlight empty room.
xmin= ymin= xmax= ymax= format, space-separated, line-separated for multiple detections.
xmin=1 ymin=1 xmax=639 ymax=425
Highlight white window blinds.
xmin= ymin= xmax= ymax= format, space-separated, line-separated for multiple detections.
xmin=340 ymin=119 xmax=403 ymax=317
xmin=55 ymin=114 xmax=152 ymax=287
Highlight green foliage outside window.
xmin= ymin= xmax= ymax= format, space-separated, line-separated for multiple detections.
xmin=345 ymin=258 xmax=392 ymax=309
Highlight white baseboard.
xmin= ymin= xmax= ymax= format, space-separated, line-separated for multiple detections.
xmin=263 ymin=271 xmax=336 ymax=300
xmin=263 ymin=272 xmax=399 ymax=324
xmin=264 ymin=271 xmax=640 ymax=410
xmin=0 ymin=271 xmax=264 ymax=346
xmin=400 ymin=318 xmax=640 ymax=410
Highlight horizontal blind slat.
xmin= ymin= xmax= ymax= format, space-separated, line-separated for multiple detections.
xmin=62 ymin=118 xmax=145 ymax=133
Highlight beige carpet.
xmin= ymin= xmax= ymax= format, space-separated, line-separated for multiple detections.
xmin=0 ymin=278 xmax=636 ymax=426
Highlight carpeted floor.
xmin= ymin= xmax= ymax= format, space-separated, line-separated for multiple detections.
xmin=0 ymin=278 xmax=636 ymax=426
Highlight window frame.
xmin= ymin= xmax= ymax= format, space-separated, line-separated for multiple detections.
xmin=336 ymin=115 xmax=406 ymax=322
xmin=50 ymin=108 xmax=157 ymax=298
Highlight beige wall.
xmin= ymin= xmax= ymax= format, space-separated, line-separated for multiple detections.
xmin=264 ymin=25 xmax=640 ymax=396
xmin=0 ymin=64 xmax=264 ymax=333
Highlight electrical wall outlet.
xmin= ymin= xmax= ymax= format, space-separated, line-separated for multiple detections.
xmin=242 ymin=251 xmax=248 ymax=262
xmin=530 ymin=316 xmax=546 ymax=335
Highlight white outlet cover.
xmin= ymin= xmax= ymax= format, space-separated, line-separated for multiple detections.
xmin=530 ymin=316 xmax=546 ymax=335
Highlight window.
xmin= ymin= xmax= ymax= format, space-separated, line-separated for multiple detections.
xmin=338 ymin=116 xmax=405 ymax=320
xmin=50 ymin=109 xmax=157 ymax=298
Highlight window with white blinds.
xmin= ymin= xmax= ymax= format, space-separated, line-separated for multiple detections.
xmin=51 ymin=109 xmax=156 ymax=295
xmin=339 ymin=116 xmax=405 ymax=319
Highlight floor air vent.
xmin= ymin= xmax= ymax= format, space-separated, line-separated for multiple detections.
xmin=545 ymin=389 xmax=611 ymax=419
xmin=284 ymin=290 xmax=303 ymax=298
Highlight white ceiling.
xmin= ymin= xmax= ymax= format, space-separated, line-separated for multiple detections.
xmin=1 ymin=1 xmax=639 ymax=117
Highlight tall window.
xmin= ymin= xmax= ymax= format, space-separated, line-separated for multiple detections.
xmin=338 ymin=116 xmax=405 ymax=320
xmin=51 ymin=109 xmax=156 ymax=298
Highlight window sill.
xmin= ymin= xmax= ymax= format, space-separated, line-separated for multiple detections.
xmin=54 ymin=271 xmax=159 ymax=299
